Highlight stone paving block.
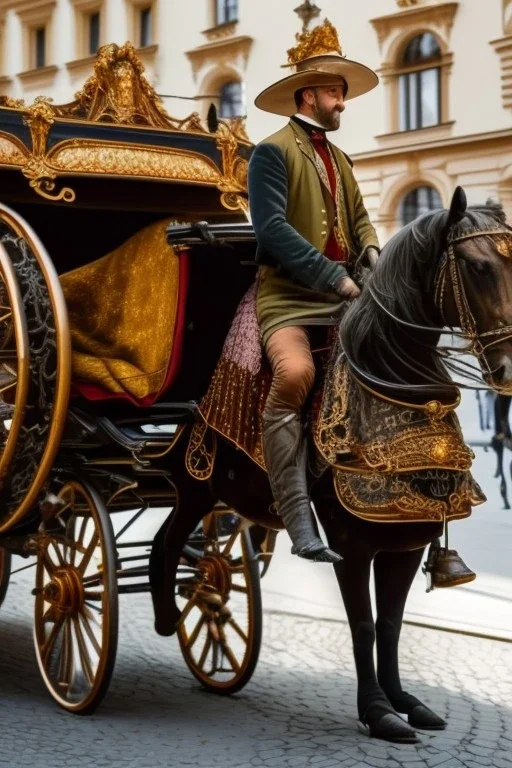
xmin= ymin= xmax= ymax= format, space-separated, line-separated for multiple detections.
xmin=0 ymin=567 xmax=511 ymax=768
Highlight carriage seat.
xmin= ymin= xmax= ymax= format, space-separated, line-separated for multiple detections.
xmin=61 ymin=218 xmax=188 ymax=407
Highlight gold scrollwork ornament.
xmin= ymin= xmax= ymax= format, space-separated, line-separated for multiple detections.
xmin=22 ymin=97 xmax=76 ymax=203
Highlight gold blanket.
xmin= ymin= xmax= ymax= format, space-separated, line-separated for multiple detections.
xmin=61 ymin=219 xmax=180 ymax=402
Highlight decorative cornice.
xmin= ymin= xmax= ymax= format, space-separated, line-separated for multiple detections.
xmin=371 ymin=2 xmax=459 ymax=50
xmin=18 ymin=64 xmax=58 ymax=83
xmin=65 ymin=54 xmax=97 ymax=73
xmin=351 ymin=127 xmax=512 ymax=163
xmin=186 ymin=35 xmax=253 ymax=78
xmin=201 ymin=20 xmax=238 ymax=42
xmin=14 ymin=0 xmax=55 ymax=23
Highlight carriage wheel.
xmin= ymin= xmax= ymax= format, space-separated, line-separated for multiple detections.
xmin=0 ymin=244 xmax=30 ymax=487
xmin=176 ymin=508 xmax=262 ymax=694
xmin=0 ymin=548 xmax=11 ymax=607
xmin=33 ymin=478 xmax=118 ymax=714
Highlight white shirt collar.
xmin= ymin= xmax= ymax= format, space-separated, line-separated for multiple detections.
xmin=293 ymin=113 xmax=325 ymax=130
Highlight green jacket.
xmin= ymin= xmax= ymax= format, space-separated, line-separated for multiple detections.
xmin=248 ymin=119 xmax=380 ymax=294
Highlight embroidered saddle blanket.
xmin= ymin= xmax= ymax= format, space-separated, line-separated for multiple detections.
xmin=188 ymin=282 xmax=485 ymax=523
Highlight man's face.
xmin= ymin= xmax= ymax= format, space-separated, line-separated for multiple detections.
xmin=306 ymin=84 xmax=346 ymax=131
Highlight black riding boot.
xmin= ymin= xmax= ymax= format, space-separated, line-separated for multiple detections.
xmin=262 ymin=408 xmax=341 ymax=564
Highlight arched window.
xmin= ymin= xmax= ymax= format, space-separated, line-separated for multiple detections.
xmin=219 ymin=81 xmax=245 ymax=118
xmin=400 ymin=186 xmax=442 ymax=225
xmin=398 ymin=33 xmax=442 ymax=131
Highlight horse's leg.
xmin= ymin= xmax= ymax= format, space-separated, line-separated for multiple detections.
xmin=374 ymin=549 xmax=446 ymax=730
xmin=329 ymin=552 xmax=419 ymax=743
xmin=150 ymin=460 xmax=217 ymax=636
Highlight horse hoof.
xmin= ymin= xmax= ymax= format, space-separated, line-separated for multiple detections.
xmin=407 ymin=704 xmax=446 ymax=730
xmin=390 ymin=692 xmax=446 ymax=730
xmin=358 ymin=711 xmax=420 ymax=744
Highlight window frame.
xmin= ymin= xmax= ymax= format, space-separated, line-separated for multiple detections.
xmin=33 ymin=25 xmax=46 ymax=69
xmin=70 ymin=0 xmax=104 ymax=61
xmin=138 ymin=6 xmax=152 ymax=48
xmin=219 ymin=79 xmax=245 ymax=119
xmin=399 ymin=185 xmax=443 ymax=226
xmin=397 ymin=32 xmax=443 ymax=133
xmin=215 ymin=0 xmax=238 ymax=26
xmin=87 ymin=10 xmax=100 ymax=55
xmin=398 ymin=65 xmax=441 ymax=131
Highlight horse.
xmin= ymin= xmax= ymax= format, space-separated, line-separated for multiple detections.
xmin=150 ymin=187 xmax=512 ymax=744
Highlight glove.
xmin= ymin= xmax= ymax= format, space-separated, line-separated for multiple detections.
xmin=335 ymin=276 xmax=360 ymax=298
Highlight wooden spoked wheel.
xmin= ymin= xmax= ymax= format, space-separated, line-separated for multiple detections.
xmin=0 ymin=548 xmax=11 ymax=607
xmin=0 ymin=204 xmax=71 ymax=534
xmin=0 ymin=245 xmax=30 ymax=490
xmin=33 ymin=479 xmax=118 ymax=714
xmin=176 ymin=508 xmax=262 ymax=694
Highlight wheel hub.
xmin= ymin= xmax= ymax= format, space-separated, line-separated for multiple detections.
xmin=43 ymin=566 xmax=84 ymax=617
xmin=199 ymin=554 xmax=232 ymax=601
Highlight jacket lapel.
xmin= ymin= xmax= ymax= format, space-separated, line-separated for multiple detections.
xmin=289 ymin=122 xmax=332 ymax=193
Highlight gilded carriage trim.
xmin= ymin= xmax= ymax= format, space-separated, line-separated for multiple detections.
xmin=22 ymin=97 xmax=76 ymax=202
xmin=0 ymin=44 xmax=253 ymax=203
xmin=0 ymin=131 xmax=29 ymax=167
xmin=216 ymin=120 xmax=250 ymax=215
xmin=46 ymin=139 xmax=222 ymax=184
xmin=54 ymin=42 xmax=209 ymax=133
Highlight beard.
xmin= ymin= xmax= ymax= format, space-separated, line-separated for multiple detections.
xmin=313 ymin=99 xmax=341 ymax=131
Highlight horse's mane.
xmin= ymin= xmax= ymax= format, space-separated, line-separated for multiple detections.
xmin=340 ymin=203 xmax=507 ymax=393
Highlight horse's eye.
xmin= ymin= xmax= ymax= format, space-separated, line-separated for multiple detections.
xmin=464 ymin=259 xmax=489 ymax=275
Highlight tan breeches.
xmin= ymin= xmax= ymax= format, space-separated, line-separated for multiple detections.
xmin=263 ymin=326 xmax=315 ymax=415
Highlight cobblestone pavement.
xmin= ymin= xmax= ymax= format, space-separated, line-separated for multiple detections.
xmin=0 ymin=564 xmax=511 ymax=768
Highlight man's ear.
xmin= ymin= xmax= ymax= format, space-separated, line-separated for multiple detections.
xmin=301 ymin=87 xmax=316 ymax=106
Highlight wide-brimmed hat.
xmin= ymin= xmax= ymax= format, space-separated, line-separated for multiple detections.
xmin=255 ymin=19 xmax=378 ymax=117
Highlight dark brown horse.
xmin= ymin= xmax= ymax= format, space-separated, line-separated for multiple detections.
xmin=150 ymin=188 xmax=512 ymax=743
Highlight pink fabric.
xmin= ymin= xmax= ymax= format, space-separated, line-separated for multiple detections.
xmin=222 ymin=281 xmax=263 ymax=376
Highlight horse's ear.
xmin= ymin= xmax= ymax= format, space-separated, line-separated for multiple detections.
xmin=446 ymin=186 xmax=467 ymax=227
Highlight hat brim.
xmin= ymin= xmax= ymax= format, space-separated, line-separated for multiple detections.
xmin=255 ymin=59 xmax=378 ymax=117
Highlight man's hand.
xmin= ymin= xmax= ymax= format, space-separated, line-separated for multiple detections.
xmin=366 ymin=247 xmax=380 ymax=270
xmin=336 ymin=276 xmax=361 ymax=299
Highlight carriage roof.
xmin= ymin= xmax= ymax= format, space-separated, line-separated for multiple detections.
xmin=0 ymin=42 xmax=251 ymax=220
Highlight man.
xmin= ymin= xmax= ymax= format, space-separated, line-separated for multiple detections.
xmin=249 ymin=19 xmax=380 ymax=563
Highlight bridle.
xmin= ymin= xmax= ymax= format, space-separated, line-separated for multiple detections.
xmin=351 ymin=222 xmax=512 ymax=396
xmin=434 ymin=227 xmax=512 ymax=388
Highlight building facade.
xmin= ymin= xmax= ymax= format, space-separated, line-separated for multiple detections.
xmin=0 ymin=0 xmax=511 ymax=241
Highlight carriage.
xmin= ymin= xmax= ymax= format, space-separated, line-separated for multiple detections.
xmin=0 ymin=42 xmax=271 ymax=714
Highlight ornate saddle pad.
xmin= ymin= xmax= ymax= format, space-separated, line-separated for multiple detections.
xmin=188 ymin=282 xmax=485 ymax=523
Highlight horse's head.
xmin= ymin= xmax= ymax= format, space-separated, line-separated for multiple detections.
xmin=439 ymin=188 xmax=512 ymax=393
